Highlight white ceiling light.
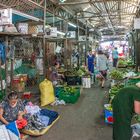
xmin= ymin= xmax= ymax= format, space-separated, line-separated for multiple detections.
xmin=59 ymin=0 xmax=66 ymax=2
xmin=57 ymin=31 xmax=65 ymax=35
xmin=68 ymin=22 xmax=77 ymax=28
xmin=83 ymin=5 xmax=91 ymax=11
xmin=12 ymin=9 xmax=40 ymax=21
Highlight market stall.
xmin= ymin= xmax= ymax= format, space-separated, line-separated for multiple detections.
xmin=104 ymin=66 xmax=140 ymax=125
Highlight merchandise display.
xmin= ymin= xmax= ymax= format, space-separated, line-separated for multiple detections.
xmin=0 ymin=0 xmax=139 ymax=140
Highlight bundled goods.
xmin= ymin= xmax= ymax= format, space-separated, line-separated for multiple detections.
xmin=135 ymin=115 xmax=140 ymax=122
xmin=64 ymin=70 xmax=78 ymax=77
xmin=58 ymin=86 xmax=80 ymax=104
xmin=77 ymin=69 xmax=85 ymax=77
xmin=105 ymin=104 xmax=113 ymax=111
xmin=118 ymin=60 xmax=127 ymax=67
xmin=65 ymin=67 xmax=89 ymax=77
xmin=109 ymin=70 xmax=124 ymax=80
xmin=109 ymin=84 xmax=124 ymax=100
xmin=127 ymin=59 xmax=135 ymax=67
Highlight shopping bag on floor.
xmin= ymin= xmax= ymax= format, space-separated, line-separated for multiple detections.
xmin=39 ymin=79 xmax=55 ymax=106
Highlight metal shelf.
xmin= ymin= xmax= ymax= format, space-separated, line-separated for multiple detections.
xmin=0 ymin=0 xmax=44 ymax=21
xmin=0 ymin=32 xmax=44 ymax=37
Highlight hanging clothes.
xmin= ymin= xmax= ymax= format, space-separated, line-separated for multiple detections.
xmin=0 ymin=42 xmax=6 ymax=64
xmin=87 ymin=54 xmax=94 ymax=74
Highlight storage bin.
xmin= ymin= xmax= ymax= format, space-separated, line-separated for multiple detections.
xmin=65 ymin=76 xmax=82 ymax=86
xmin=104 ymin=104 xmax=113 ymax=124
xmin=55 ymin=86 xmax=63 ymax=97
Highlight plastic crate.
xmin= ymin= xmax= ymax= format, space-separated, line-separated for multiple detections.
xmin=65 ymin=76 xmax=82 ymax=86
xmin=58 ymin=88 xmax=80 ymax=104
xmin=55 ymin=86 xmax=64 ymax=97
xmin=104 ymin=104 xmax=113 ymax=124
xmin=125 ymin=79 xmax=140 ymax=87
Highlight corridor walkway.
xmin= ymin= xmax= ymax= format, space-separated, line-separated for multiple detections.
xmin=29 ymin=85 xmax=112 ymax=140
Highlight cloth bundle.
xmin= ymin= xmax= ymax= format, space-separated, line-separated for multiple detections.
xmin=24 ymin=104 xmax=59 ymax=131
xmin=16 ymin=119 xmax=28 ymax=129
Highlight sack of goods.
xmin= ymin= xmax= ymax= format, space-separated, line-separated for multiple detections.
xmin=39 ymin=79 xmax=55 ymax=106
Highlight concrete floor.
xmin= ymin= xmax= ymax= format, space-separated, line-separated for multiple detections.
xmin=28 ymin=85 xmax=112 ymax=140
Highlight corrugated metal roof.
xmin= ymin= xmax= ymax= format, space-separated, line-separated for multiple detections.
xmin=60 ymin=0 xmax=140 ymax=35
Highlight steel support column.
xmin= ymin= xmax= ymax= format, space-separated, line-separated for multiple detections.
xmin=43 ymin=0 xmax=46 ymax=76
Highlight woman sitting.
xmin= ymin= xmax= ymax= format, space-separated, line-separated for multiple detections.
xmin=48 ymin=62 xmax=64 ymax=86
xmin=0 ymin=91 xmax=26 ymax=125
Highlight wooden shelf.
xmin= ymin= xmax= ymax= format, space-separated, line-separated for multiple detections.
xmin=0 ymin=32 xmax=44 ymax=37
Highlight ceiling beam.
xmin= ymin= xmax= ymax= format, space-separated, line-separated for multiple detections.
xmin=102 ymin=0 xmax=115 ymax=34
xmin=77 ymin=13 xmax=136 ymax=19
xmin=59 ymin=0 xmax=139 ymax=4
xmin=58 ymin=1 xmax=90 ymax=5
xmin=109 ymin=5 xmax=137 ymax=13
xmin=109 ymin=2 xmax=117 ymax=11
xmin=124 ymin=1 xmax=139 ymax=7
xmin=89 ymin=0 xmax=105 ymax=22
xmin=118 ymin=0 xmax=121 ymax=26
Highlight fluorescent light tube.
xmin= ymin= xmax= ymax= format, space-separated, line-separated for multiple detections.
xmin=12 ymin=9 xmax=40 ymax=22
xmin=68 ymin=22 xmax=77 ymax=28
xmin=83 ymin=5 xmax=91 ymax=11
xmin=57 ymin=31 xmax=65 ymax=35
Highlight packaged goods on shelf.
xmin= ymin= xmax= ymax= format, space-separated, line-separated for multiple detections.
xmin=37 ymin=25 xmax=43 ymax=33
xmin=28 ymin=25 xmax=38 ymax=34
xmin=16 ymin=23 xmax=28 ymax=34
xmin=12 ymin=74 xmax=26 ymax=92
xmin=4 ymin=24 xmax=17 ymax=33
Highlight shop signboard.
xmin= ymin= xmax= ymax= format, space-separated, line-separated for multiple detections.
xmin=0 ymin=8 xmax=12 ymax=25
xmin=134 ymin=18 xmax=140 ymax=29
xmin=78 ymin=36 xmax=86 ymax=41
xmin=67 ymin=31 xmax=76 ymax=38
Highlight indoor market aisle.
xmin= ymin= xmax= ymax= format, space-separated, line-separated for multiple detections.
xmin=29 ymin=85 xmax=112 ymax=140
